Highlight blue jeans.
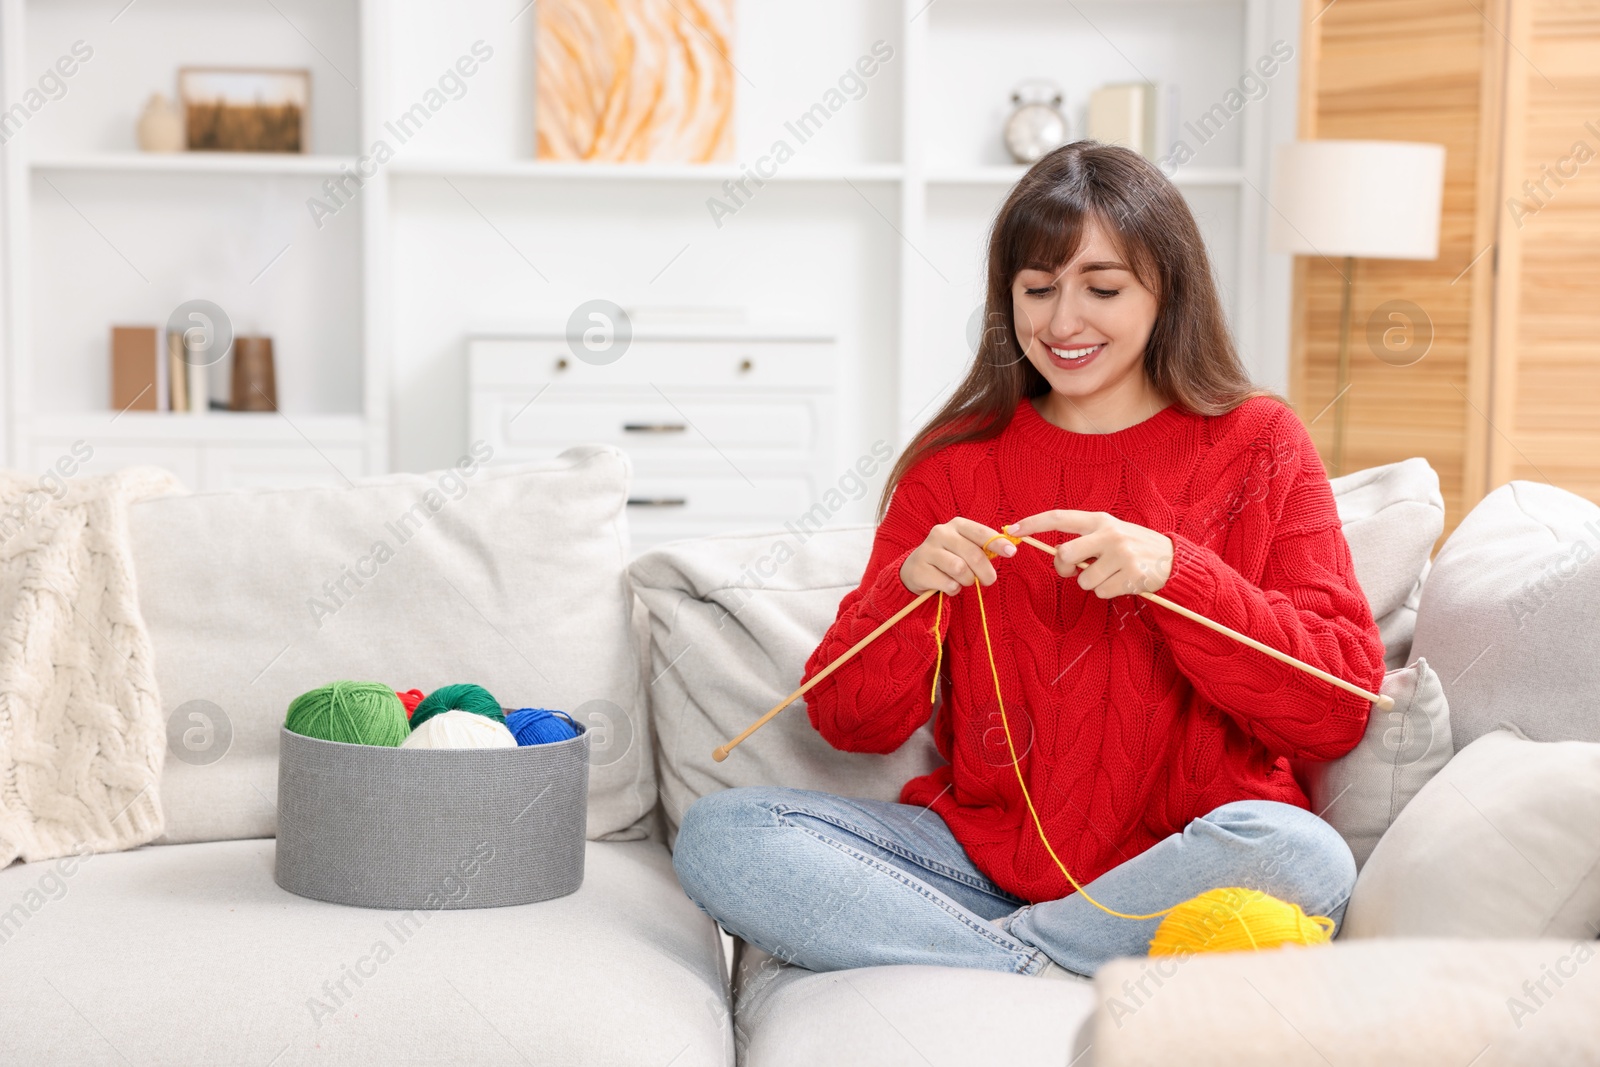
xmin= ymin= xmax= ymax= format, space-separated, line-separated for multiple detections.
xmin=671 ymin=786 xmax=1356 ymax=977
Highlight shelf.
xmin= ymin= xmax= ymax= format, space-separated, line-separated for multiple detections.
xmin=29 ymin=154 xmax=1245 ymax=186
xmin=924 ymin=165 xmax=1248 ymax=187
xmin=388 ymin=159 xmax=905 ymax=183
xmin=29 ymin=153 xmax=360 ymax=176
xmin=388 ymin=160 xmax=1244 ymax=187
xmin=30 ymin=411 xmax=369 ymax=443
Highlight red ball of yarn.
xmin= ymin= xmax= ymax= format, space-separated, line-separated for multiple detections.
xmin=395 ymin=689 xmax=426 ymax=718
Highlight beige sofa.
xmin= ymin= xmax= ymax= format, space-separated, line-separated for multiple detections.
xmin=1 ymin=444 xmax=1595 ymax=1066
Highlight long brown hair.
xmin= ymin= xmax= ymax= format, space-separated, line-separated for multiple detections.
xmin=876 ymin=141 xmax=1284 ymax=522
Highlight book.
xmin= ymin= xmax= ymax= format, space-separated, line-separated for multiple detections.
xmin=167 ymin=329 xmax=188 ymax=412
xmin=156 ymin=328 xmax=169 ymax=411
xmin=110 ymin=326 xmax=159 ymax=412
xmin=185 ymin=334 xmax=207 ymax=415
xmin=1088 ymin=83 xmax=1159 ymax=159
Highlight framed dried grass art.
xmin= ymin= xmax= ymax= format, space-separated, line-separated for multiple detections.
xmin=536 ymin=0 xmax=734 ymax=163
xmin=179 ymin=67 xmax=310 ymax=153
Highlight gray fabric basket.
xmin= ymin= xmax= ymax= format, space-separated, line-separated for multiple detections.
xmin=273 ymin=721 xmax=589 ymax=909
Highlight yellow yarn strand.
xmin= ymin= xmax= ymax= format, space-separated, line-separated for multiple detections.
xmin=973 ymin=536 xmax=1167 ymax=922
xmin=967 ymin=532 xmax=1337 ymax=955
xmin=929 ymin=591 xmax=946 ymax=706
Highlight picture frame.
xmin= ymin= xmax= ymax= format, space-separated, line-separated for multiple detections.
xmin=178 ymin=66 xmax=310 ymax=153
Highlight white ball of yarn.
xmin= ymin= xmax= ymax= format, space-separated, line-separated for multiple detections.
xmin=402 ymin=709 xmax=517 ymax=750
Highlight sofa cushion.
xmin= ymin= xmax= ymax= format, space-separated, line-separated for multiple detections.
xmin=1328 ymin=457 xmax=1444 ymax=670
xmin=1293 ymin=657 xmax=1452 ymax=871
xmin=1411 ymin=480 xmax=1600 ymax=749
xmin=731 ymin=941 xmax=1095 ymax=1067
xmin=0 ymin=837 xmax=731 ymax=1065
xmin=131 ymin=445 xmax=655 ymax=844
xmin=1342 ymin=728 xmax=1600 ymax=939
xmin=1089 ymin=936 xmax=1599 ymax=1066
xmin=627 ymin=525 xmax=942 ymax=840
xmin=628 ymin=460 xmax=1442 ymax=840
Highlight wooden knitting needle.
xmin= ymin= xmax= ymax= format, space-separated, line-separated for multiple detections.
xmin=713 ymin=534 xmax=1392 ymax=761
xmin=1007 ymin=533 xmax=1393 ymax=712
xmin=713 ymin=588 xmax=938 ymax=761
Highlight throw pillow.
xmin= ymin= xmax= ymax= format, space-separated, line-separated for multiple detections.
xmin=1329 ymin=457 xmax=1444 ymax=670
xmin=132 ymin=444 xmax=656 ymax=845
xmin=1342 ymin=727 xmax=1600 ymax=939
xmin=626 ymin=524 xmax=943 ymax=843
xmin=1411 ymin=480 xmax=1600 ymax=749
xmin=1293 ymin=657 xmax=1452 ymax=871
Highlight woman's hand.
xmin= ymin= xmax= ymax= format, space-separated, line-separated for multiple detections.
xmin=900 ymin=517 xmax=1018 ymax=596
xmin=1003 ymin=511 xmax=1173 ymax=599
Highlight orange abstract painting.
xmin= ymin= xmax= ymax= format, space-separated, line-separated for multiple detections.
xmin=536 ymin=0 xmax=735 ymax=163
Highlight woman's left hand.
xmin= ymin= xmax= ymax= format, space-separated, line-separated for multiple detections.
xmin=1002 ymin=511 xmax=1173 ymax=599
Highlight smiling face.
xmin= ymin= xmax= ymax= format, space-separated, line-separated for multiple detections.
xmin=1011 ymin=214 xmax=1163 ymax=428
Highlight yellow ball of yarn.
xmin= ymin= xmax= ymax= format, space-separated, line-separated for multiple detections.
xmin=1148 ymin=887 xmax=1336 ymax=957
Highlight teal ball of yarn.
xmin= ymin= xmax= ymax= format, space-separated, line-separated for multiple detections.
xmin=285 ymin=681 xmax=410 ymax=747
xmin=410 ymin=683 xmax=504 ymax=731
xmin=505 ymin=707 xmax=578 ymax=746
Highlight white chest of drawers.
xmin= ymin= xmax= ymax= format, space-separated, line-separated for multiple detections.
xmin=467 ymin=329 xmax=838 ymax=555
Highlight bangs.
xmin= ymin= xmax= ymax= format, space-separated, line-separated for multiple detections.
xmin=1003 ymin=185 xmax=1156 ymax=288
xmin=1008 ymin=191 xmax=1090 ymax=276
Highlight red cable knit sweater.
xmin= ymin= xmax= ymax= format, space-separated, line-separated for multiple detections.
xmin=801 ymin=394 xmax=1386 ymax=904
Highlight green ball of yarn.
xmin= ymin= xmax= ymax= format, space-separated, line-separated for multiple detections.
xmin=410 ymin=683 xmax=504 ymax=731
xmin=285 ymin=681 xmax=410 ymax=747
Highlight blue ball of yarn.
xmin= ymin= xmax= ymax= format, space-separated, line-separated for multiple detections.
xmin=505 ymin=707 xmax=578 ymax=746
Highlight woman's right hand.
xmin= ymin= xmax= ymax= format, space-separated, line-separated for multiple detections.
xmin=899 ymin=517 xmax=1018 ymax=596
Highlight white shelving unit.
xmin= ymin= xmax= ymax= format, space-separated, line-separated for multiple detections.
xmin=0 ymin=0 xmax=1300 ymax=518
xmin=0 ymin=0 xmax=381 ymax=491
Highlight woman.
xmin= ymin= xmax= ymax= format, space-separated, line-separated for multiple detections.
xmin=672 ymin=141 xmax=1383 ymax=979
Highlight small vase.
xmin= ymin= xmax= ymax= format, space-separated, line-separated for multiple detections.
xmin=231 ymin=336 xmax=277 ymax=412
xmin=137 ymin=93 xmax=184 ymax=152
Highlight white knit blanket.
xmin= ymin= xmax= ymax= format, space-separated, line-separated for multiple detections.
xmin=0 ymin=465 xmax=185 ymax=866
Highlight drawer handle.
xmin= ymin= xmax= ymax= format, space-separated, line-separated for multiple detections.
xmin=622 ymin=423 xmax=688 ymax=433
xmin=627 ymin=497 xmax=688 ymax=507
xmin=555 ymin=357 xmax=569 ymax=371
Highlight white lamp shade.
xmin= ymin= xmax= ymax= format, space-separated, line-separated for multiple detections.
xmin=1269 ymin=140 xmax=1446 ymax=260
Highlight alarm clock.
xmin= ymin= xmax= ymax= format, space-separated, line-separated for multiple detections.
xmin=1004 ymin=80 xmax=1070 ymax=164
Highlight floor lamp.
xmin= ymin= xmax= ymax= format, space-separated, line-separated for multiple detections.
xmin=1269 ymin=141 xmax=1445 ymax=476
